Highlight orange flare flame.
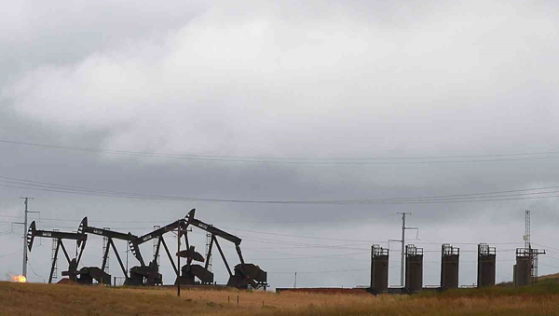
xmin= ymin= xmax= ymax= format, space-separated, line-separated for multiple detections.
xmin=11 ymin=275 xmax=27 ymax=283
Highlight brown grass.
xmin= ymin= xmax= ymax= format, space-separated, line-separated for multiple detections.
xmin=0 ymin=281 xmax=558 ymax=316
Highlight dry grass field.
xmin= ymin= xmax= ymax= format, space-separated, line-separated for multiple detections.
xmin=1 ymin=281 xmax=559 ymax=316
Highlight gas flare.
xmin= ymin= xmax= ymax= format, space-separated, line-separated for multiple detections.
xmin=11 ymin=275 xmax=27 ymax=283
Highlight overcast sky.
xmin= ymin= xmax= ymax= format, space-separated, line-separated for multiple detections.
xmin=1 ymin=0 xmax=559 ymax=289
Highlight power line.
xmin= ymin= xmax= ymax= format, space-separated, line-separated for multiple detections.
xmin=270 ymin=268 xmax=369 ymax=275
xmin=532 ymin=243 xmax=559 ymax=252
xmin=4 ymin=175 xmax=559 ymax=205
xmin=0 ymin=250 xmax=21 ymax=258
xmin=0 ymin=212 xmax=527 ymax=252
xmin=27 ymin=261 xmax=44 ymax=278
xmin=221 ymin=227 xmax=386 ymax=243
xmin=3 ymin=138 xmax=559 ymax=165
xmin=269 ymin=257 xmax=530 ymax=274
xmin=0 ymin=213 xmax=178 ymax=224
xmin=252 ymin=251 xmax=369 ymax=261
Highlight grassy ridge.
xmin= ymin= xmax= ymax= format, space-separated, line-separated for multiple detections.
xmin=420 ymin=278 xmax=559 ymax=298
xmin=1 ymin=281 xmax=558 ymax=316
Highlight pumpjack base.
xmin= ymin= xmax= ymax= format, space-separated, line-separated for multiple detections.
xmin=227 ymin=263 xmax=267 ymax=289
xmin=75 ymin=267 xmax=112 ymax=285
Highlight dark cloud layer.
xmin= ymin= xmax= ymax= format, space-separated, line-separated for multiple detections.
xmin=1 ymin=0 xmax=559 ymax=288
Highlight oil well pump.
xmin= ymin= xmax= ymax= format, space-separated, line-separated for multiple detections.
xmin=27 ymin=208 xmax=265 ymax=289
xmin=126 ymin=218 xmax=192 ymax=286
xmin=130 ymin=209 xmax=267 ymax=289
xmin=130 ymin=214 xmax=206 ymax=286
xmin=26 ymin=221 xmax=88 ymax=284
xmin=78 ymin=217 xmax=146 ymax=285
xmin=185 ymin=209 xmax=267 ymax=289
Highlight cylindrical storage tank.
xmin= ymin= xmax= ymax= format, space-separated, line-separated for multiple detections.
xmin=370 ymin=245 xmax=389 ymax=294
xmin=515 ymin=248 xmax=531 ymax=286
xmin=512 ymin=264 xmax=516 ymax=285
xmin=441 ymin=244 xmax=459 ymax=290
xmin=405 ymin=244 xmax=423 ymax=293
xmin=477 ymin=244 xmax=496 ymax=287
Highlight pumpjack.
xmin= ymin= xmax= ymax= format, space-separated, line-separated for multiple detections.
xmin=130 ymin=209 xmax=267 ymax=289
xmin=185 ymin=209 xmax=267 ymax=289
xmin=26 ymin=208 xmax=266 ymax=289
xmin=77 ymin=217 xmax=158 ymax=286
xmin=130 ymin=216 xmax=206 ymax=286
xmin=27 ymin=221 xmax=86 ymax=283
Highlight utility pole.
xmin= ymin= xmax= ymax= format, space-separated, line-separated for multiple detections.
xmin=400 ymin=213 xmax=408 ymax=287
xmin=19 ymin=197 xmax=37 ymax=279
xmin=22 ymin=198 xmax=30 ymax=278
xmin=396 ymin=212 xmax=417 ymax=287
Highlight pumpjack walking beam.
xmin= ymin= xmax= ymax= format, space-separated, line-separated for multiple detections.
xmin=79 ymin=217 xmax=144 ymax=280
xmin=27 ymin=221 xmax=87 ymax=283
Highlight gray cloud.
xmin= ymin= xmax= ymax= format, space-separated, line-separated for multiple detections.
xmin=1 ymin=0 xmax=559 ymax=288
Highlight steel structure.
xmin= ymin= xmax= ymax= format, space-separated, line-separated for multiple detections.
xmin=514 ymin=247 xmax=545 ymax=286
xmin=102 ymin=227 xmax=111 ymax=274
xmin=205 ymin=229 xmax=213 ymax=273
xmin=153 ymin=225 xmax=160 ymax=266
xmin=51 ymin=229 xmax=59 ymax=281
xmin=27 ymin=221 xmax=87 ymax=284
xmin=524 ymin=210 xmax=531 ymax=248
